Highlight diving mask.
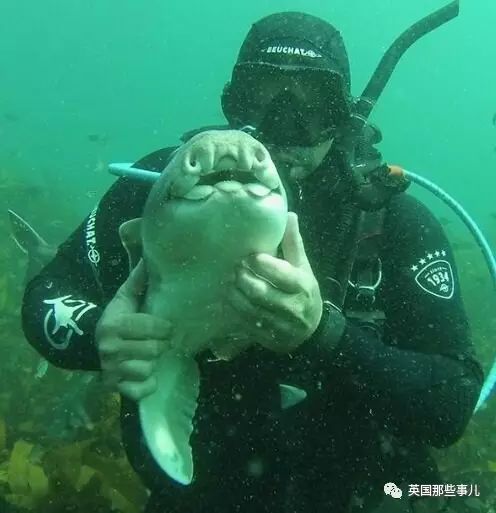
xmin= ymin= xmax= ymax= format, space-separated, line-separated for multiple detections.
xmin=224 ymin=65 xmax=350 ymax=147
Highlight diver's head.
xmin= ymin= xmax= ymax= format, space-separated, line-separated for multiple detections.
xmin=222 ymin=12 xmax=352 ymax=184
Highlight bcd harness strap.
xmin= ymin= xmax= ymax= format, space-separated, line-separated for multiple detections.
xmin=341 ymin=207 xmax=387 ymax=334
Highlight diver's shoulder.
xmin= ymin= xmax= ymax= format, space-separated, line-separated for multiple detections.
xmin=134 ymin=146 xmax=180 ymax=172
xmin=100 ymin=146 xmax=179 ymax=217
xmin=385 ymin=192 xmax=439 ymax=234
xmin=386 ymin=192 xmax=437 ymax=222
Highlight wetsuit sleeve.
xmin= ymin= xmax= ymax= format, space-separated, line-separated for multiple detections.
xmin=298 ymin=193 xmax=484 ymax=448
xmin=21 ymin=178 xmax=145 ymax=370
xmin=21 ymin=147 xmax=176 ymax=371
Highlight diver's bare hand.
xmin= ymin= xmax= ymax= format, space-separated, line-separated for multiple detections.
xmin=96 ymin=259 xmax=172 ymax=401
xmin=227 ymin=212 xmax=324 ymax=353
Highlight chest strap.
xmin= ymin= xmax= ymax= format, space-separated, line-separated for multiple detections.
xmin=344 ymin=208 xmax=387 ymax=331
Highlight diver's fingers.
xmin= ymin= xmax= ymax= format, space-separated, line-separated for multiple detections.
xmin=226 ymin=286 xmax=269 ymax=332
xmin=116 ymin=339 xmax=169 ymax=361
xmin=227 ymin=281 xmax=291 ymax=322
xmin=117 ymin=359 xmax=156 ymax=381
xmin=235 ymin=266 xmax=273 ymax=305
xmin=235 ymin=264 xmax=299 ymax=314
xmin=281 ymin=213 xmax=311 ymax=270
xmin=115 ymin=314 xmax=172 ymax=340
xmin=242 ymin=254 xmax=301 ymax=293
xmin=117 ymin=377 xmax=158 ymax=402
xmin=227 ymin=284 xmax=259 ymax=318
xmin=99 ymin=337 xmax=167 ymax=366
xmin=226 ymin=287 xmax=294 ymax=349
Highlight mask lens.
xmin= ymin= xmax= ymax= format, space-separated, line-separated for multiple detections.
xmin=256 ymin=90 xmax=331 ymax=146
xmin=229 ymin=65 xmax=347 ymax=145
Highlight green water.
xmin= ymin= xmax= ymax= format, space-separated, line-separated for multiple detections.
xmin=1 ymin=0 xmax=495 ymax=224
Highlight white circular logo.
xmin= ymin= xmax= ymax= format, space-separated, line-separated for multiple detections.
xmin=88 ymin=247 xmax=100 ymax=265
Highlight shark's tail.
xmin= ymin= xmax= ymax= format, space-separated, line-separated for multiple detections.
xmin=8 ymin=209 xmax=49 ymax=255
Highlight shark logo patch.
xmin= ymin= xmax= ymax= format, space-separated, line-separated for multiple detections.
xmin=43 ymin=295 xmax=97 ymax=349
xmin=410 ymin=250 xmax=454 ymax=299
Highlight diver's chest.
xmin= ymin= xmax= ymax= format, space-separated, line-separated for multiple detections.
xmin=193 ymin=351 xmax=324 ymax=441
xmin=189 ymin=353 xmax=341 ymax=485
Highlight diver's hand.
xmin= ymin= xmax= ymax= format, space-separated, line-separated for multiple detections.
xmin=227 ymin=212 xmax=323 ymax=353
xmin=96 ymin=259 xmax=172 ymax=401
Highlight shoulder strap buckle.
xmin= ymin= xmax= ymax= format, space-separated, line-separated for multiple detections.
xmin=348 ymin=257 xmax=383 ymax=306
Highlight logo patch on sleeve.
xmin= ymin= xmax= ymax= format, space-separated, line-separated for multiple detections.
xmin=409 ymin=250 xmax=454 ymax=299
xmin=43 ymin=295 xmax=97 ymax=349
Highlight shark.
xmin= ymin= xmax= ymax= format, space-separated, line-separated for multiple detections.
xmin=118 ymin=129 xmax=292 ymax=486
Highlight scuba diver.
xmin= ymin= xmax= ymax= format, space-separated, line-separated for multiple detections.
xmin=21 ymin=4 xmax=489 ymax=513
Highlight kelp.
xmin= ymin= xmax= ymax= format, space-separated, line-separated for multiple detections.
xmin=0 ymin=413 xmax=148 ymax=512
xmin=5 ymin=440 xmax=49 ymax=509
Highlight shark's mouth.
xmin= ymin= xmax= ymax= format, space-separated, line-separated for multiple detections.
xmin=175 ymin=167 xmax=282 ymax=201
xmin=197 ymin=170 xmax=253 ymax=186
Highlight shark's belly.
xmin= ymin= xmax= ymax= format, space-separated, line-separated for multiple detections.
xmin=138 ymin=278 xmax=252 ymax=485
xmin=142 ymin=260 xmax=255 ymax=355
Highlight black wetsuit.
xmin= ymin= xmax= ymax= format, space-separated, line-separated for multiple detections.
xmin=21 ymin=146 xmax=483 ymax=513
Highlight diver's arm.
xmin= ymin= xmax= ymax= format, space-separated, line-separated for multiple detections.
xmin=297 ymin=194 xmax=483 ymax=448
xmin=21 ymin=147 xmax=177 ymax=371
xmin=21 ymin=179 xmax=145 ymax=370
xmin=21 ymin=240 xmax=104 ymax=370
xmin=312 ymin=322 xmax=482 ymax=448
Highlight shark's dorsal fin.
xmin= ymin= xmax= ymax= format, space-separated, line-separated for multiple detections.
xmin=119 ymin=218 xmax=143 ymax=272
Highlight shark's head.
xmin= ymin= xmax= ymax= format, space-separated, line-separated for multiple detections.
xmin=120 ymin=130 xmax=288 ymax=277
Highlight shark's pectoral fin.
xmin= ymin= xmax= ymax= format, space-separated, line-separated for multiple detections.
xmin=279 ymin=383 xmax=307 ymax=410
xmin=139 ymin=353 xmax=200 ymax=485
xmin=119 ymin=218 xmax=143 ymax=271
